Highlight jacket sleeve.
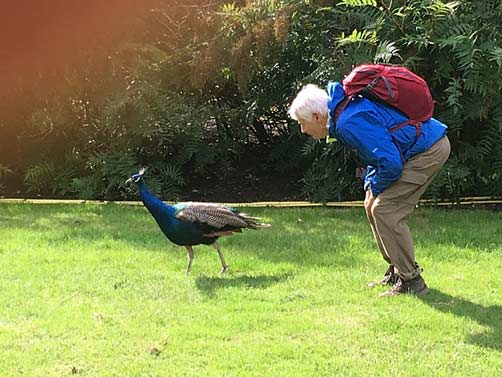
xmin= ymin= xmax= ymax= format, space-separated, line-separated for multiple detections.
xmin=340 ymin=109 xmax=403 ymax=196
xmin=363 ymin=166 xmax=376 ymax=191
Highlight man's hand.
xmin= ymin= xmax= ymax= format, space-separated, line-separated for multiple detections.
xmin=364 ymin=189 xmax=375 ymax=210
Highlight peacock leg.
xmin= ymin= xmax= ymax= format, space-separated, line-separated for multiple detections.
xmin=185 ymin=246 xmax=194 ymax=275
xmin=212 ymin=241 xmax=228 ymax=273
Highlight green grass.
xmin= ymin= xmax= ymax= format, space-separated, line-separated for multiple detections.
xmin=0 ymin=203 xmax=501 ymax=377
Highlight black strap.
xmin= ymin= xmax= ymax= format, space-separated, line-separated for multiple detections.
xmin=390 ymin=120 xmax=422 ymax=158
xmin=333 ymin=95 xmax=353 ymax=123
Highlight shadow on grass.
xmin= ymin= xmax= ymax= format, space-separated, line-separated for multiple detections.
xmin=1 ymin=204 xmax=369 ymax=268
xmin=419 ymin=288 xmax=502 ymax=350
xmin=3 ymin=204 xmax=500 ymax=268
xmin=195 ymin=273 xmax=291 ymax=298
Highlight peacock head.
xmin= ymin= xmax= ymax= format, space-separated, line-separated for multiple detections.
xmin=125 ymin=167 xmax=146 ymax=185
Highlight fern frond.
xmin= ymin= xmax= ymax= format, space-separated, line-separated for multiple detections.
xmin=425 ymin=1 xmax=459 ymax=18
xmin=489 ymin=47 xmax=502 ymax=67
xmin=444 ymin=78 xmax=463 ymax=114
xmin=24 ymin=162 xmax=56 ymax=194
xmin=338 ymin=29 xmax=378 ymax=46
xmin=0 ymin=164 xmax=12 ymax=178
xmin=476 ymin=126 xmax=499 ymax=157
xmin=158 ymin=164 xmax=185 ymax=200
xmin=338 ymin=0 xmax=377 ymax=7
xmin=374 ymin=40 xmax=402 ymax=63
xmin=301 ymin=138 xmax=321 ymax=156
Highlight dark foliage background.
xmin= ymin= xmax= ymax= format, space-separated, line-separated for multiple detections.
xmin=1 ymin=0 xmax=501 ymax=202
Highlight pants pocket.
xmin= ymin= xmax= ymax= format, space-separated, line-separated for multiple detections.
xmin=399 ymin=170 xmax=429 ymax=185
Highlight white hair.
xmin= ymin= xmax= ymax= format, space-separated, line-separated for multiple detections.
xmin=288 ymin=84 xmax=329 ymax=122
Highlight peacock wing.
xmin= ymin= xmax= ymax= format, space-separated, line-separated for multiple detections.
xmin=174 ymin=202 xmax=249 ymax=230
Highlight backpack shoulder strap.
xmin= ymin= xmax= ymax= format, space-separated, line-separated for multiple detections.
xmin=390 ymin=119 xmax=422 ymax=145
xmin=332 ymin=95 xmax=353 ymax=123
xmin=389 ymin=120 xmax=422 ymax=136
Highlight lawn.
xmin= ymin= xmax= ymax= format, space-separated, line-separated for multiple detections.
xmin=0 ymin=203 xmax=501 ymax=376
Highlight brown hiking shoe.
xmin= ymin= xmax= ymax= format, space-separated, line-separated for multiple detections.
xmin=379 ymin=275 xmax=429 ymax=297
xmin=368 ymin=265 xmax=398 ymax=287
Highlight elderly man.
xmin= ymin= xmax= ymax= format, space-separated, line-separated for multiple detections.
xmin=288 ymin=81 xmax=450 ymax=296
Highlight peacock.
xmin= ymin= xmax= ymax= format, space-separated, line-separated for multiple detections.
xmin=125 ymin=168 xmax=270 ymax=274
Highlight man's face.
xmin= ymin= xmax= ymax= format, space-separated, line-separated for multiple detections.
xmin=298 ymin=112 xmax=328 ymax=140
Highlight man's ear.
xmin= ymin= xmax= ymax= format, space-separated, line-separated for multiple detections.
xmin=313 ymin=112 xmax=322 ymax=122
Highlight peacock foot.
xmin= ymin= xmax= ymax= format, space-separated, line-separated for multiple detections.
xmin=220 ymin=266 xmax=228 ymax=274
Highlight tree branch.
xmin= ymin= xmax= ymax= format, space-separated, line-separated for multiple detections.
xmin=377 ymin=0 xmax=406 ymax=37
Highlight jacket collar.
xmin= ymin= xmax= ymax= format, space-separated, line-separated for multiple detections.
xmin=326 ymin=81 xmax=345 ymax=115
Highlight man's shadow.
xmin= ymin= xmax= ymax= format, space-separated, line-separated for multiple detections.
xmin=419 ymin=288 xmax=502 ymax=350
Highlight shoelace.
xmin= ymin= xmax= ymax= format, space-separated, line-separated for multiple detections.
xmin=388 ymin=278 xmax=403 ymax=293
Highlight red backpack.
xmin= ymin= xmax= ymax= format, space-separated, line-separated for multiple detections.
xmin=334 ymin=64 xmax=434 ymax=139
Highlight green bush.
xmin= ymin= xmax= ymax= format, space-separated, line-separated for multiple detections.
xmin=2 ymin=0 xmax=501 ymax=201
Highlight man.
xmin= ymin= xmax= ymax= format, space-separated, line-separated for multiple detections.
xmin=288 ymin=81 xmax=450 ymax=296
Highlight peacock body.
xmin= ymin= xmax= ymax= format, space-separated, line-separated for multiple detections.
xmin=126 ymin=168 xmax=269 ymax=274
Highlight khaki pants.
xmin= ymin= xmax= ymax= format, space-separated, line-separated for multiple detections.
xmin=364 ymin=136 xmax=451 ymax=280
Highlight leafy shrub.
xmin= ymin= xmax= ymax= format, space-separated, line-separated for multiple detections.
xmin=3 ymin=0 xmax=502 ymax=201
xmin=0 ymin=164 xmax=12 ymax=196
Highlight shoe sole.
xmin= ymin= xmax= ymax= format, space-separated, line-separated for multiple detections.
xmin=416 ymin=286 xmax=429 ymax=295
xmin=379 ymin=286 xmax=430 ymax=297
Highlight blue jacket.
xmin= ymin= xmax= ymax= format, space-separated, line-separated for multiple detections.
xmin=327 ymin=81 xmax=447 ymax=196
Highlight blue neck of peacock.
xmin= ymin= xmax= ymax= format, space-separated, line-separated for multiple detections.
xmin=138 ymin=179 xmax=175 ymax=219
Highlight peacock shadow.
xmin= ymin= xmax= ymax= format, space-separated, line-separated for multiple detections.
xmin=194 ymin=273 xmax=292 ymax=298
xmin=418 ymin=288 xmax=502 ymax=350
